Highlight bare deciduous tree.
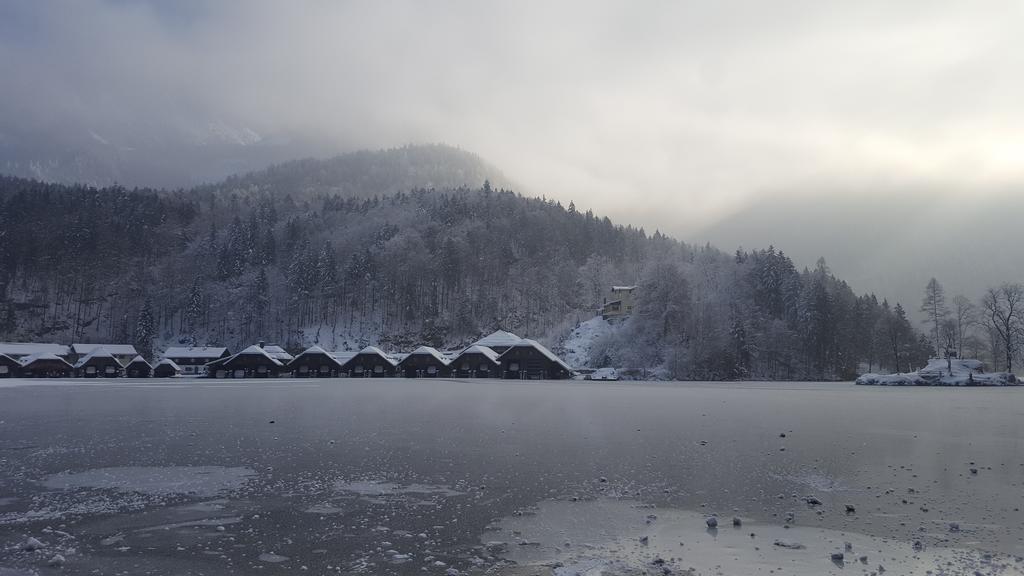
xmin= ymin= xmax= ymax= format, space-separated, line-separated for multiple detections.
xmin=981 ymin=283 xmax=1024 ymax=373
xmin=951 ymin=294 xmax=976 ymax=359
xmin=920 ymin=278 xmax=948 ymax=357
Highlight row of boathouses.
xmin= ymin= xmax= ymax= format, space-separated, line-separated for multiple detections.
xmin=0 ymin=343 xmax=180 ymax=379
xmin=0 ymin=331 xmax=574 ymax=380
xmin=204 ymin=331 xmax=573 ymax=380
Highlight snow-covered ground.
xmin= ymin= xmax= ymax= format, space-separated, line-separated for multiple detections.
xmin=856 ymin=358 xmax=1018 ymax=386
xmin=559 ymin=316 xmax=612 ymax=369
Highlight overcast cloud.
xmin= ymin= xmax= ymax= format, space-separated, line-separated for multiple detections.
xmin=2 ymin=0 xmax=1022 ymax=304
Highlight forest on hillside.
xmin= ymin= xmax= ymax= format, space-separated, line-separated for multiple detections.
xmin=1 ymin=146 xmax=1005 ymax=380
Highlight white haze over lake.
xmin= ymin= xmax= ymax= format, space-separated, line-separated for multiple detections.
xmin=1 ymin=0 xmax=1022 ymax=306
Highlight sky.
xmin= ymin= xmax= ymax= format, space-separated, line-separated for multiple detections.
xmin=1 ymin=0 xmax=1023 ymax=307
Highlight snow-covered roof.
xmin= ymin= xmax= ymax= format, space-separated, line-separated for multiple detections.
xmin=330 ymin=351 xmax=358 ymax=363
xmin=402 ymin=346 xmax=450 ymax=365
xmin=262 ymin=345 xmax=293 ymax=361
xmin=72 ymin=343 xmax=137 ymax=356
xmin=230 ymin=345 xmax=284 ymax=366
xmin=74 ymin=347 xmax=123 ymax=368
xmin=453 ymin=345 xmax=501 ymax=363
xmin=472 ymin=330 xmax=522 ymax=349
xmin=163 ymin=346 xmax=228 ymax=359
xmin=125 ymin=355 xmax=152 ymax=368
xmin=351 ymin=346 xmax=397 ymax=365
xmin=611 ymin=285 xmax=637 ymax=291
xmin=20 ymin=352 xmax=73 ymax=367
xmin=0 ymin=343 xmax=70 ymax=357
xmin=293 ymin=344 xmax=328 ymax=357
xmin=290 ymin=345 xmax=344 ymax=365
xmin=503 ymin=339 xmax=574 ymax=372
xmin=155 ymin=358 xmax=181 ymax=370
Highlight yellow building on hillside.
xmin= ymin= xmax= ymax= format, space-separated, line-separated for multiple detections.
xmin=600 ymin=285 xmax=637 ymax=321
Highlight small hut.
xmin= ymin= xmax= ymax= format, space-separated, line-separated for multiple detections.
xmin=20 ymin=353 xmax=74 ymax=378
xmin=397 ymin=346 xmax=451 ymax=378
xmin=124 ymin=355 xmax=153 ymax=378
xmin=153 ymin=359 xmax=182 ymax=378
xmin=339 ymin=346 xmax=397 ymax=378
xmin=211 ymin=345 xmax=284 ymax=378
xmin=498 ymin=339 xmax=574 ymax=380
xmin=449 ymin=345 xmax=501 ymax=378
xmin=74 ymin=348 xmax=124 ymax=378
xmin=0 ymin=353 xmax=22 ymax=378
xmin=288 ymin=345 xmax=345 ymax=378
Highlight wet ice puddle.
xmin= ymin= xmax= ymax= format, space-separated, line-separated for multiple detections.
xmin=487 ymin=498 xmax=1024 ymax=576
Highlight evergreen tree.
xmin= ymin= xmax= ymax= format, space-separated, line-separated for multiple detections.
xmin=135 ymin=298 xmax=156 ymax=360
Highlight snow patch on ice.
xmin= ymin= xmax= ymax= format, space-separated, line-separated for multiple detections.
xmin=486 ymin=497 xmax=1022 ymax=576
xmin=40 ymin=466 xmax=256 ymax=497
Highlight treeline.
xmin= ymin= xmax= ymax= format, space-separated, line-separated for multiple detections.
xmin=0 ymin=173 xmax=647 ymax=356
xmin=592 ymin=247 xmax=933 ymax=380
xmin=0 ymin=149 xmax=948 ymax=379
xmin=918 ymin=278 xmax=1024 ymax=374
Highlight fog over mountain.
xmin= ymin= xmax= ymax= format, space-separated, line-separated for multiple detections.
xmin=2 ymin=1 xmax=1022 ymax=309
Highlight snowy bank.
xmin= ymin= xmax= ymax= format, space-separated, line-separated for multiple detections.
xmin=856 ymin=358 xmax=1017 ymax=386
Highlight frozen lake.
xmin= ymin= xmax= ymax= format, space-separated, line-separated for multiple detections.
xmin=1 ymin=378 xmax=1023 ymax=575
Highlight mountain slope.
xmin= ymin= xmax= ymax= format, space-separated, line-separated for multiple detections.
xmin=207 ymin=144 xmax=514 ymax=200
xmin=0 ymin=149 xmax=933 ymax=380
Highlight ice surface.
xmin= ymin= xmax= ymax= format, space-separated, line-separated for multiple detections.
xmin=41 ymin=466 xmax=255 ymax=497
xmin=334 ymin=480 xmax=465 ymax=497
xmin=488 ymin=498 xmax=1024 ymax=576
